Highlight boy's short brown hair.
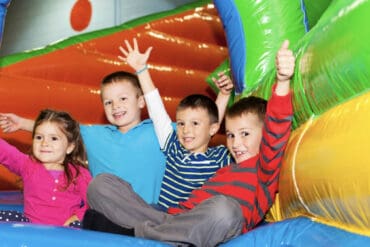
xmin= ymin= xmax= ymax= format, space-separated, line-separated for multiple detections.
xmin=177 ymin=94 xmax=219 ymax=124
xmin=226 ymin=96 xmax=267 ymax=122
xmin=101 ymin=71 xmax=143 ymax=95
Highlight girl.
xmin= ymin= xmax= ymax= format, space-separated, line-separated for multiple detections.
xmin=0 ymin=109 xmax=92 ymax=227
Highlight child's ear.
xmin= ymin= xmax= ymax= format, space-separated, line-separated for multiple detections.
xmin=66 ymin=143 xmax=75 ymax=155
xmin=138 ymin=95 xmax=146 ymax=109
xmin=209 ymin=122 xmax=220 ymax=137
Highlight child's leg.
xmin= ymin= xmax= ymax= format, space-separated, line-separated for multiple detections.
xmin=136 ymin=195 xmax=244 ymax=247
xmin=0 ymin=210 xmax=30 ymax=222
xmin=87 ymin=174 xmax=167 ymax=229
xmin=82 ymin=209 xmax=134 ymax=235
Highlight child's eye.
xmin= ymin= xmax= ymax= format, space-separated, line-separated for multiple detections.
xmin=241 ymin=131 xmax=250 ymax=137
xmin=226 ymin=133 xmax=234 ymax=139
xmin=34 ymin=135 xmax=42 ymax=140
xmin=120 ymin=97 xmax=127 ymax=101
xmin=192 ymin=121 xmax=199 ymax=126
xmin=104 ymin=101 xmax=112 ymax=106
xmin=176 ymin=122 xmax=185 ymax=127
xmin=51 ymin=136 xmax=59 ymax=141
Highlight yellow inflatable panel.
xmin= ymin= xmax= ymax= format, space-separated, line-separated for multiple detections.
xmin=269 ymin=91 xmax=370 ymax=236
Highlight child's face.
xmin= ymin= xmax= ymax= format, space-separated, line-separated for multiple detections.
xmin=101 ymin=80 xmax=145 ymax=133
xmin=225 ymin=113 xmax=263 ymax=163
xmin=32 ymin=122 xmax=74 ymax=169
xmin=176 ymin=107 xmax=219 ymax=153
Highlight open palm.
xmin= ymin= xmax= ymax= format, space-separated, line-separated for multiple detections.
xmin=118 ymin=38 xmax=152 ymax=71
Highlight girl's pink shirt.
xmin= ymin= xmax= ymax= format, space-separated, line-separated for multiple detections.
xmin=0 ymin=138 xmax=92 ymax=226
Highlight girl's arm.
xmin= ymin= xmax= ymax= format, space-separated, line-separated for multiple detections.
xmin=70 ymin=167 xmax=93 ymax=223
xmin=0 ymin=138 xmax=30 ymax=176
xmin=0 ymin=113 xmax=34 ymax=133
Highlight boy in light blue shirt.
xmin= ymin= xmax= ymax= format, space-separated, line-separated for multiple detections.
xmin=118 ymin=38 xmax=234 ymax=209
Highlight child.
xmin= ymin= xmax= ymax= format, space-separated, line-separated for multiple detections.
xmin=118 ymin=38 xmax=233 ymax=209
xmin=84 ymin=40 xmax=295 ymax=246
xmin=0 ymin=109 xmax=91 ymax=227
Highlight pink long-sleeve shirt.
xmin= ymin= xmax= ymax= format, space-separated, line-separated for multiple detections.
xmin=0 ymin=138 xmax=92 ymax=226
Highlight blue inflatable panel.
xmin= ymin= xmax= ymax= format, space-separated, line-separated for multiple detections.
xmin=0 ymin=0 xmax=11 ymax=46
xmin=221 ymin=217 xmax=370 ymax=247
xmin=0 ymin=191 xmax=169 ymax=246
xmin=0 ymin=223 xmax=170 ymax=247
xmin=213 ymin=0 xmax=246 ymax=94
xmin=2 ymin=192 xmax=369 ymax=246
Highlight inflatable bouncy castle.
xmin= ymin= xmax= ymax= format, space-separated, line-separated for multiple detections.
xmin=0 ymin=0 xmax=369 ymax=246
xmin=213 ymin=0 xmax=370 ymax=245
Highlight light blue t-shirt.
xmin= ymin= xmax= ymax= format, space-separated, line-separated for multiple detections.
xmin=80 ymin=119 xmax=166 ymax=204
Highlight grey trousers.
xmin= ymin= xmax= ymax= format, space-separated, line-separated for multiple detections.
xmin=87 ymin=174 xmax=244 ymax=247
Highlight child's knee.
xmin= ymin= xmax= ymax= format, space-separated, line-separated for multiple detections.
xmin=87 ymin=174 xmax=115 ymax=203
xmin=210 ymin=195 xmax=243 ymax=226
xmin=88 ymin=174 xmax=106 ymax=195
xmin=200 ymin=195 xmax=244 ymax=240
xmin=87 ymin=174 xmax=131 ymax=205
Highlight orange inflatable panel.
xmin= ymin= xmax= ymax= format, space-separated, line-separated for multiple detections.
xmin=0 ymin=3 xmax=228 ymax=189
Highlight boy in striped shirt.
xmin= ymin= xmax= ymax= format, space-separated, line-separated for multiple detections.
xmin=85 ymin=40 xmax=295 ymax=246
xmin=118 ymin=38 xmax=234 ymax=210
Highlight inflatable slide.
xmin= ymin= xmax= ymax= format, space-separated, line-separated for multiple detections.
xmin=0 ymin=0 xmax=369 ymax=246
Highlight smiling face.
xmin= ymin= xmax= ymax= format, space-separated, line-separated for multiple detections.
xmin=32 ymin=121 xmax=75 ymax=169
xmin=101 ymin=80 xmax=145 ymax=133
xmin=176 ymin=107 xmax=219 ymax=153
xmin=225 ymin=112 xmax=263 ymax=164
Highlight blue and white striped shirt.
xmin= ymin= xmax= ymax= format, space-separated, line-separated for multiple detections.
xmin=145 ymin=89 xmax=232 ymax=209
xmin=158 ymin=131 xmax=231 ymax=208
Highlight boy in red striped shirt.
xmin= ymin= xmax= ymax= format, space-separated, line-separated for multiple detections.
xmin=84 ymin=40 xmax=295 ymax=247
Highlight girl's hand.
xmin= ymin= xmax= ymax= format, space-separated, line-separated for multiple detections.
xmin=212 ymin=72 xmax=234 ymax=95
xmin=118 ymin=38 xmax=152 ymax=72
xmin=0 ymin=113 xmax=23 ymax=133
xmin=63 ymin=215 xmax=79 ymax=227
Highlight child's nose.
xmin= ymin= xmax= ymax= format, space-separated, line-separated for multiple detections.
xmin=232 ymin=136 xmax=242 ymax=147
xmin=112 ymin=101 xmax=120 ymax=109
xmin=182 ymin=124 xmax=190 ymax=134
xmin=41 ymin=139 xmax=48 ymax=146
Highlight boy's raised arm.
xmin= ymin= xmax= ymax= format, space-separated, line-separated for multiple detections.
xmin=0 ymin=113 xmax=34 ymax=133
xmin=258 ymin=39 xmax=295 ymax=180
xmin=118 ymin=38 xmax=155 ymax=94
xmin=213 ymin=72 xmax=234 ymax=125
xmin=118 ymin=38 xmax=172 ymax=148
xmin=274 ymin=40 xmax=295 ymax=95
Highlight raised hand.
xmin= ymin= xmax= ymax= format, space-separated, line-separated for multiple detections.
xmin=212 ymin=71 xmax=234 ymax=96
xmin=214 ymin=72 xmax=234 ymax=124
xmin=0 ymin=113 xmax=23 ymax=133
xmin=118 ymin=38 xmax=152 ymax=72
xmin=275 ymin=40 xmax=295 ymax=83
